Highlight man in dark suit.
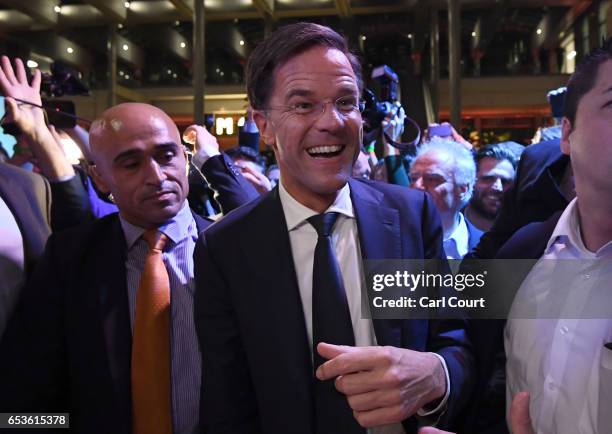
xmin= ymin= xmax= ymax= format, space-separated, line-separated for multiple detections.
xmin=0 ymin=162 xmax=50 ymax=336
xmin=0 ymin=102 xmax=249 ymax=434
xmin=194 ymin=23 xmax=473 ymax=434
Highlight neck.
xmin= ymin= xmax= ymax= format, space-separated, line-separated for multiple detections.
xmin=464 ymin=205 xmax=494 ymax=231
xmin=281 ymin=180 xmax=339 ymax=214
xmin=441 ymin=212 xmax=460 ymax=239
xmin=575 ymin=188 xmax=612 ymax=253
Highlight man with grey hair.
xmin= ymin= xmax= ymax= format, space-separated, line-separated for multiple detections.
xmin=409 ymin=137 xmax=478 ymax=259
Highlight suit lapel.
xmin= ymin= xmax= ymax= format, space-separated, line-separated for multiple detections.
xmin=95 ymin=217 xmax=132 ymax=425
xmin=348 ymin=180 xmax=402 ymax=348
xmin=243 ymin=189 xmax=313 ymax=399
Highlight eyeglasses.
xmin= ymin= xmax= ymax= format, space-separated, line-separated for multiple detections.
xmin=262 ymin=95 xmax=365 ymax=120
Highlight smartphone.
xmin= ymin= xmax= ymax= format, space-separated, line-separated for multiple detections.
xmin=429 ymin=123 xmax=452 ymax=138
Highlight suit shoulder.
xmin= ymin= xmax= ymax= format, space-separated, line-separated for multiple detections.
xmin=0 ymin=163 xmax=48 ymax=193
xmin=48 ymin=212 xmax=120 ymax=249
xmin=496 ymin=211 xmax=562 ymax=259
xmin=200 ymin=192 xmax=267 ymax=238
xmin=351 ymin=178 xmax=425 ymax=205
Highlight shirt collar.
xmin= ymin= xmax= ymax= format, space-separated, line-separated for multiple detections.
xmin=120 ymin=200 xmax=194 ymax=249
xmin=546 ymin=198 xmax=612 ymax=257
xmin=278 ymin=180 xmax=354 ymax=232
xmin=443 ymin=212 xmax=469 ymax=259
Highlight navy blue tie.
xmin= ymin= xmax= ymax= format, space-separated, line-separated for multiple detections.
xmin=307 ymin=212 xmax=363 ymax=434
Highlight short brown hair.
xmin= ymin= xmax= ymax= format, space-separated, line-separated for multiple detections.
xmin=564 ymin=37 xmax=612 ymax=126
xmin=246 ymin=22 xmax=363 ymax=110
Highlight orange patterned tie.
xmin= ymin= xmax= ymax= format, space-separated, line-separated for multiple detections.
xmin=131 ymin=229 xmax=173 ymax=434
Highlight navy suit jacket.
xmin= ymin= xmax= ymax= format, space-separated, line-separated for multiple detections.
xmin=0 ymin=212 xmax=210 ymax=434
xmin=194 ymin=178 xmax=474 ymax=434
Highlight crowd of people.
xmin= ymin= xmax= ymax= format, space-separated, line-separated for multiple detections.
xmin=0 ymin=21 xmax=610 ymax=434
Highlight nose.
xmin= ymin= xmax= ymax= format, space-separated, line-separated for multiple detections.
xmin=411 ymin=177 xmax=426 ymax=191
xmin=144 ymin=158 xmax=167 ymax=185
xmin=491 ymin=177 xmax=503 ymax=191
xmin=313 ymin=101 xmax=344 ymax=132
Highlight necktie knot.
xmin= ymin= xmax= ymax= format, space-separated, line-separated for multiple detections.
xmin=307 ymin=212 xmax=339 ymax=238
xmin=142 ymin=229 xmax=168 ymax=252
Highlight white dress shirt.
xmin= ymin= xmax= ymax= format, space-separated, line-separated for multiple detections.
xmin=505 ymin=198 xmax=612 ymax=434
xmin=279 ymin=181 xmax=449 ymax=433
xmin=443 ymin=213 xmax=469 ymax=260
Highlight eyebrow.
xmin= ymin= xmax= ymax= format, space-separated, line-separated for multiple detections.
xmin=284 ymin=89 xmax=315 ymax=101
xmin=113 ymin=142 xmax=180 ymax=164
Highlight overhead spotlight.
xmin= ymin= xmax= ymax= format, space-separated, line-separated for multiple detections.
xmin=119 ymin=70 xmax=124 ymax=76
xmin=536 ymin=28 xmax=543 ymax=35
xmin=54 ymin=5 xmax=61 ymax=13
xmin=407 ymin=33 xmax=413 ymax=39
xmin=66 ymin=47 xmax=74 ymax=54
xmin=167 ymin=69 xmax=172 ymax=74
xmin=172 ymin=73 xmax=178 ymax=78
xmin=239 ymin=40 xmax=245 ymax=46
xmin=180 ymin=42 xmax=186 ymax=48
xmin=125 ymin=74 xmax=130 ymax=79
xmin=122 ymin=44 xmax=129 ymax=51
xmin=472 ymin=31 xmax=477 ymax=37
xmin=233 ymin=18 xmax=238 ymax=23
xmin=174 ymin=20 xmax=180 ymax=26
xmin=361 ymin=35 xmax=366 ymax=41
xmin=124 ymin=1 xmax=131 ymax=8
xmin=215 ymin=68 xmax=220 ymax=73
xmin=220 ymin=71 xmax=224 ymax=76
xmin=117 ymin=23 xmax=123 ymax=29
xmin=26 ymin=60 xmax=38 ymax=68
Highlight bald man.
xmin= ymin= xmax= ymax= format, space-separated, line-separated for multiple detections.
xmin=0 ymin=103 xmax=212 ymax=434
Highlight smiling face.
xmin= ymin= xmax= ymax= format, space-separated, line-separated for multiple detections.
xmin=89 ymin=103 xmax=189 ymax=229
xmin=470 ymin=157 xmax=515 ymax=219
xmin=254 ymin=45 xmax=362 ymax=211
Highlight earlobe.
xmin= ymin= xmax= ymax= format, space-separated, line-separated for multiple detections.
xmin=89 ymin=165 xmax=111 ymax=194
xmin=560 ymin=117 xmax=572 ymax=156
xmin=253 ymin=110 xmax=276 ymax=147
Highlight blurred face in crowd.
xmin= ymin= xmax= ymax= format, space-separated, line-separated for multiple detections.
xmin=410 ymin=149 xmax=467 ymax=218
xmin=561 ymin=59 xmax=612 ymax=198
xmin=352 ymin=150 xmax=371 ymax=179
xmin=89 ymin=103 xmax=189 ymax=229
xmin=470 ymin=157 xmax=515 ymax=219
xmin=254 ymin=45 xmax=362 ymax=211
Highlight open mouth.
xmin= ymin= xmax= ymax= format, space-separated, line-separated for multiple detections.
xmin=306 ymin=145 xmax=345 ymax=159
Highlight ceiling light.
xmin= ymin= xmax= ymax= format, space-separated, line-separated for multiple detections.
xmin=180 ymin=42 xmax=186 ymax=48
xmin=167 ymin=69 xmax=172 ymax=74
xmin=54 ymin=5 xmax=61 ymax=13
xmin=239 ymin=40 xmax=245 ymax=46
xmin=26 ymin=60 xmax=38 ymax=68
xmin=117 ymin=23 xmax=123 ymax=29
xmin=172 ymin=73 xmax=178 ymax=78
xmin=124 ymin=74 xmax=130 ymax=79
xmin=122 ymin=44 xmax=129 ymax=51
xmin=124 ymin=1 xmax=131 ymax=8
xmin=472 ymin=31 xmax=477 ymax=37
xmin=215 ymin=68 xmax=220 ymax=73
xmin=66 ymin=47 xmax=74 ymax=54
xmin=407 ymin=33 xmax=413 ymax=39
xmin=536 ymin=28 xmax=542 ymax=35
xmin=361 ymin=35 xmax=366 ymax=41
xmin=220 ymin=71 xmax=224 ymax=76
xmin=119 ymin=70 xmax=124 ymax=76
xmin=174 ymin=20 xmax=180 ymax=26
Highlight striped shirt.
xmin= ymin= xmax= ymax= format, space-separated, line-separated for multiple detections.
xmin=120 ymin=201 xmax=200 ymax=434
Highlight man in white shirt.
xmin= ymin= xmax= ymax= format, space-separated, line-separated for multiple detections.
xmin=409 ymin=138 xmax=478 ymax=259
xmin=499 ymin=37 xmax=612 ymax=434
xmin=194 ymin=22 xmax=474 ymax=434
